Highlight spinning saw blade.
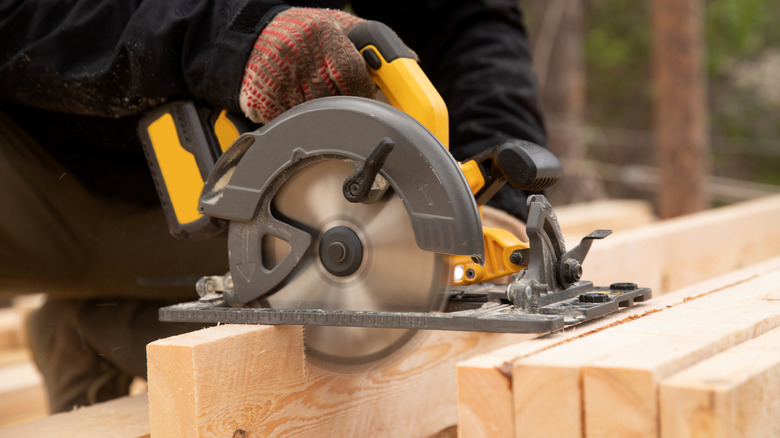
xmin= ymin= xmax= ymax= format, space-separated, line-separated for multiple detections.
xmin=259 ymin=158 xmax=446 ymax=363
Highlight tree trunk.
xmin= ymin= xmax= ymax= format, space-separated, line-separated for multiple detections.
xmin=653 ymin=0 xmax=710 ymax=218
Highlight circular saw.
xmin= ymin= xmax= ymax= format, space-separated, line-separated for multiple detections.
xmin=140 ymin=20 xmax=651 ymax=364
xmin=204 ymin=93 xmax=481 ymax=363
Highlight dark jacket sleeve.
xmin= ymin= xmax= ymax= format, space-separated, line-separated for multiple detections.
xmin=352 ymin=0 xmax=547 ymax=219
xmin=0 ymin=0 xmax=289 ymax=118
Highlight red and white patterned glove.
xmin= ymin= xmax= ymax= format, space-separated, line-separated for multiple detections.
xmin=239 ymin=8 xmax=377 ymax=124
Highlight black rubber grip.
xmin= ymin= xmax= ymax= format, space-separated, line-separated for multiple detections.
xmin=348 ymin=21 xmax=414 ymax=65
xmin=494 ymin=140 xmax=562 ymax=191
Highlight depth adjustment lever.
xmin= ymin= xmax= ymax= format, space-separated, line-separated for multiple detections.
xmin=343 ymin=137 xmax=395 ymax=203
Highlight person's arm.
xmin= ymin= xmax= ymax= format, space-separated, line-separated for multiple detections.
xmin=0 ymin=0 xmax=290 ymax=117
xmin=352 ymin=0 xmax=547 ymax=219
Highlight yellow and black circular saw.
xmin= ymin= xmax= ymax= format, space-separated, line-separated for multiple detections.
xmin=139 ymin=21 xmax=651 ymax=364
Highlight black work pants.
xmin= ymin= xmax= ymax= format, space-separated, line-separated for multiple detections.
xmin=0 ymin=111 xmax=225 ymax=412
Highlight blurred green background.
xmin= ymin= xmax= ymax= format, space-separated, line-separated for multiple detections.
xmin=522 ymin=0 xmax=780 ymax=208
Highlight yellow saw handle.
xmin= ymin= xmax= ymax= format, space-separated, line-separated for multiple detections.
xmin=348 ymin=21 xmax=449 ymax=147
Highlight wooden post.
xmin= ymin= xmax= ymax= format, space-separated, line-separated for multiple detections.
xmin=653 ymin=0 xmax=710 ymax=218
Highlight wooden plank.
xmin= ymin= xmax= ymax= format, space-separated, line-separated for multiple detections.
xmin=0 ymin=394 xmax=148 ymax=438
xmin=147 ymin=324 xmax=532 ymax=437
xmin=457 ymin=256 xmax=780 ymax=437
xmin=513 ymin=322 xmax=660 ymax=437
xmin=9 ymin=294 xmax=44 ymax=348
xmin=0 ymin=360 xmax=47 ymax=428
xmin=513 ymin=269 xmax=780 ymax=437
xmin=584 ymin=193 xmax=780 ymax=295
xmin=0 ymin=348 xmax=31 ymax=367
xmin=659 ymin=325 xmax=780 ymax=438
xmin=580 ymin=270 xmax=780 ymax=437
xmin=0 ymin=308 xmax=22 ymax=350
xmin=0 ymin=294 xmax=46 ymax=429
xmin=553 ymin=198 xmax=655 ymax=243
xmin=456 ymin=354 xmax=514 ymax=438
xmin=0 ymin=293 xmax=43 ymax=351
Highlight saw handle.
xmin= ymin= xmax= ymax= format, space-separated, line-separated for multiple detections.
xmin=349 ymin=21 xmax=449 ymax=147
xmin=468 ymin=140 xmax=563 ymax=206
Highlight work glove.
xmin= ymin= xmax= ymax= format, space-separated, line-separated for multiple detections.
xmin=239 ymin=8 xmax=377 ymax=124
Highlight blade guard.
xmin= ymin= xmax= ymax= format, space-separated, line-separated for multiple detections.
xmin=198 ymin=97 xmax=484 ymax=304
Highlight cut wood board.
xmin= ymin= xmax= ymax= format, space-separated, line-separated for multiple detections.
xmin=583 ymin=193 xmax=780 ymax=295
xmin=147 ymin=325 xmax=534 ymax=437
xmin=457 ymin=256 xmax=780 ymax=438
xmin=659 ymin=325 xmax=780 ymax=438
xmin=0 ymin=394 xmax=148 ymax=438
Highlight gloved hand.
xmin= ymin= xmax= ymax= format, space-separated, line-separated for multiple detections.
xmin=239 ymin=8 xmax=377 ymax=124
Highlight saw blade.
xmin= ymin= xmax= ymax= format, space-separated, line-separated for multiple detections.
xmin=262 ymin=158 xmax=445 ymax=363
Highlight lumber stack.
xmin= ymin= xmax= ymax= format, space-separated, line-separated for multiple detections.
xmin=459 ymin=257 xmax=780 ymax=437
xmin=457 ymin=194 xmax=780 ymax=437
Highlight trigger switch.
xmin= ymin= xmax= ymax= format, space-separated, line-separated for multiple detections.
xmin=362 ymin=48 xmax=382 ymax=70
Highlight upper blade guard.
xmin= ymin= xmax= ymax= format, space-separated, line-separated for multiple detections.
xmin=198 ymin=97 xmax=484 ymax=304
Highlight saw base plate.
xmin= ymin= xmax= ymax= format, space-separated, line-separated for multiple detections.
xmin=160 ymin=282 xmax=650 ymax=334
